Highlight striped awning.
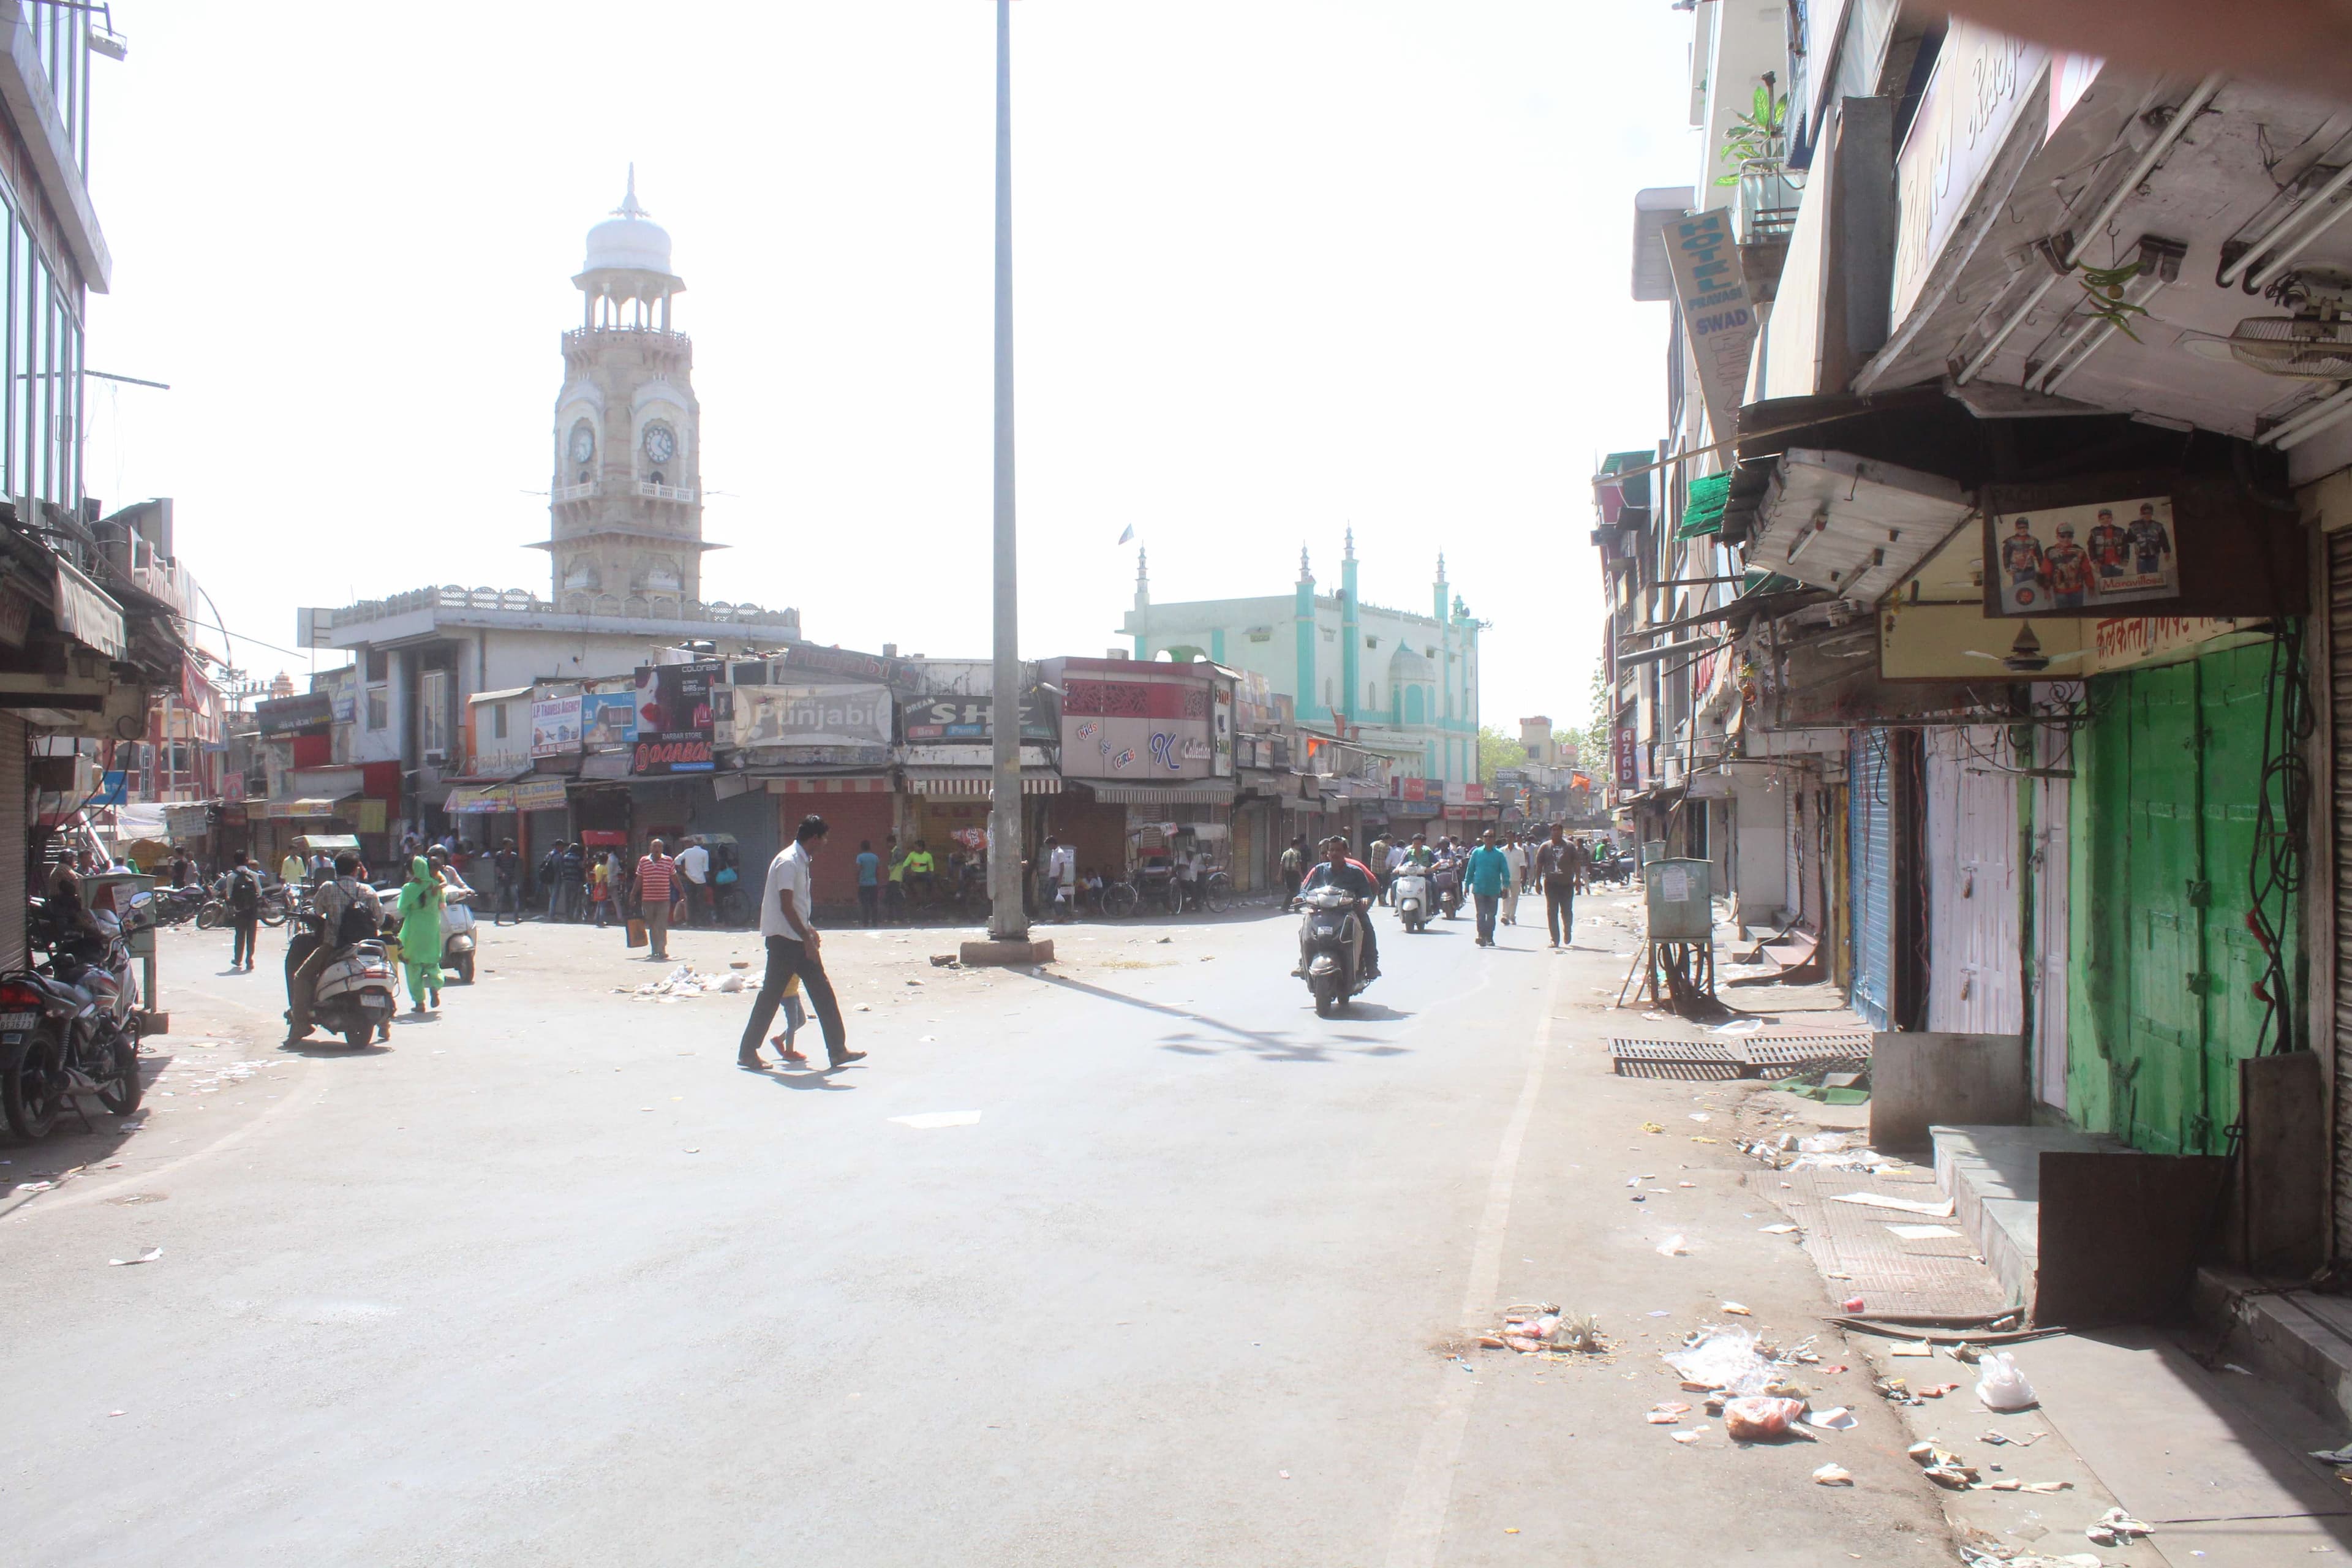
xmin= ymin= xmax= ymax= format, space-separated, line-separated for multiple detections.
xmin=1074 ymin=782 xmax=1235 ymax=805
xmin=904 ymin=767 xmax=1060 ymax=797
xmin=764 ymin=774 xmax=892 ymax=794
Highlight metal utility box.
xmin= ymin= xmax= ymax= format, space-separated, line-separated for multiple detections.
xmin=1641 ymin=839 xmax=1668 ymax=865
xmin=1643 ymin=857 xmax=1713 ymax=943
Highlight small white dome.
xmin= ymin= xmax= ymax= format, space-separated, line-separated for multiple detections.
xmin=1387 ymin=643 xmax=1434 ymax=681
xmin=581 ymin=167 xmax=676 ymax=277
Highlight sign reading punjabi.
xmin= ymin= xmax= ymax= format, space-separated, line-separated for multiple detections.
xmin=735 ymin=683 xmax=892 ymax=748
xmin=1989 ymin=496 xmax=2178 ymax=616
xmin=631 ymin=660 xmax=719 ymax=774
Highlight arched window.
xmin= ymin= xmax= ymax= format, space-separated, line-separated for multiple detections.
xmin=1323 ymin=677 xmax=1333 ymax=709
xmin=1368 ymin=680 xmax=1378 ymax=710
xmin=1405 ymin=686 xmax=1425 ymax=724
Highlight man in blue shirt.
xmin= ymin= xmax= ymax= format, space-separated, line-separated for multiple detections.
xmin=1464 ymin=829 xmax=1513 ymax=947
xmin=853 ymin=839 xmax=882 ymax=927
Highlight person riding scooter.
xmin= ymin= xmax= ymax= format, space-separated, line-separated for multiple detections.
xmin=1297 ymin=836 xmax=1380 ymax=980
xmin=286 ymin=851 xmax=383 ymax=1044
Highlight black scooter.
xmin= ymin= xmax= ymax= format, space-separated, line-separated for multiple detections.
xmin=1297 ymin=886 xmax=1376 ymax=1017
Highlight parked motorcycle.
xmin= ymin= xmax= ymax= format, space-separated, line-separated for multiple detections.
xmin=1 ymin=906 xmax=145 ymax=1139
xmin=146 ymin=884 xmax=206 ymax=929
xmin=1297 ymin=885 xmax=1376 ymax=1017
xmin=1392 ymin=866 xmax=1431 ymax=933
xmin=284 ymin=913 xmax=401 ymax=1049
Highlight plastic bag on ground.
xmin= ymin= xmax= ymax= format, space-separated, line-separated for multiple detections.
xmin=1976 ymin=1350 xmax=2038 ymax=1411
xmin=1663 ymin=1326 xmax=1777 ymax=1396
xmin=1721 ymin=1395 xmax=1807 ymax=1441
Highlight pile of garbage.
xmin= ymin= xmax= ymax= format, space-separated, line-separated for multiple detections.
xmin=1740 ymin=1129 xmax=1907 ymax=1174
xmin=1479 ymin=1303 xmax=1605 ymax=1355
xmin=1643 ymin=1324 xmax=1856 ymax=1450
xmin=617 ymin=964 xmax=746 ymax=1001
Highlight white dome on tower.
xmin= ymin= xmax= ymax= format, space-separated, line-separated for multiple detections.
xmin=582 ymin=165 xmax=675 ymax=277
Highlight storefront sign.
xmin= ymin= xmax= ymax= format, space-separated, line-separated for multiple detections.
xmin=632 ymin=660 xmax=719 ymax=774
xmin=1060 ymin=676 xmax=1218 ymax=780
xmin=255 ymin=690 xmax=334 ymax=736
xmin=580 ymin=692 xmax=638 ymax=746
xmin=899 ymin=692 xmax=1047 ymax=742
xmin=2089 ymin=615 xmax=2256 ymax=673
xmin=1989 ymin=496 xmax=2177 ymax=616
xmin=531 ymin=695 xmax=583 ymax=758
xmin=1891 ymin=21 xmax=2048 ymax=328
xmin=319 ymin=665 xmax=358 ymax=725
xmin=1663 ymin=208 xmax=1757 ymax=441
xmin=1615 ymin=722 xmax=1638 ymax=793
xmin=737 ymin=683 xmax=892 ymax=748
xmin=512 ymin=777 xmax=570 ymax=812
xmin=769 ymin=641 xmax=904 ymax=686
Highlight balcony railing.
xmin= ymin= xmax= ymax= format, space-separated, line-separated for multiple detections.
xmin=561 ymin=327 xmax=692 ymax=356
xmin=317 ymin=584 xmax=801 ymax=631
xmin=637 ymin=481 xmax=696 ymax=503
xmin=1736 ymin=170 xmax=1804 ymax=245
xmin=552 ymin=481 xmax=600 ymax=503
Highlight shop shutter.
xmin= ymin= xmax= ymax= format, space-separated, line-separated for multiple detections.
xmin=2032 ymin=730 xmax=2072 ymax=1109
xmin=783 ymin=791 xmax=894 ymax=916
xmin=1924 ymin=726 xmax=2022 ymax=1033
xmin=0 ymin=715 xmax=23 ymax=970
xmin=1850 ymin=730 xmax=1896 ymax=1031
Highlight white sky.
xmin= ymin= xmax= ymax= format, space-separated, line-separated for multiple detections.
xmin=83 ymin=2 xmax=1691 ymax=733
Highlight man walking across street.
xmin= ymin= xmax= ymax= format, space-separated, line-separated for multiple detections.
xmin=1280 ymin=835 xmax=1306 ymax=909
xmin=1465 ymin=829 xmax=1511 ymax=948
xmin=635 ymin=838 xmax=679 ymax=962
xmin=739 ymin=813 xmax=864 ymax=1071
xmin=224 ymin=849 xmax=262 ymax=971
xmin=492 ymin=839 xmax=521 ymax=925
xmin=1537 ymin=823 xmax=1578 ymax=949
xmin=1044 ymin=835 xmax=1076 ymax=922
xmin=675 ymin=835 xmax=710 ymax=926
xmin=854 ymin=839 xmax=881 ymax=927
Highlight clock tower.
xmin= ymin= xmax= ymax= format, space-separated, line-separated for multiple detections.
xmin=541 ymin=169 xmax=716 ymax=612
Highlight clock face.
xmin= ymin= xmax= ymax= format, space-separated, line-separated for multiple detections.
xmin=568 ymin=423 xmax=594 ymax=464
xmin=643 ymin=424 xmax=676 ymax=465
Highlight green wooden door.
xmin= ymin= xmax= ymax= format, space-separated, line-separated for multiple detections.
xmin=2073 ymin=640 xmax=2297 ymax=1155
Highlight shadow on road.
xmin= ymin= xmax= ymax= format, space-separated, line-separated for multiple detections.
xmin=1027 ymin=969 xmax=1413 ymax=1064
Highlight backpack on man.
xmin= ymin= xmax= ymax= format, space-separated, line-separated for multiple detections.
xmin=227 ymin=865 xmax=260 ymax=916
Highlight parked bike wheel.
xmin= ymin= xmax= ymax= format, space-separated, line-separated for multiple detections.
xmin=1103 ymin=881 xmax=1139 ymax=919
xmin=4 ymin=1032 xmax=66 ymax=1139
xmin=258 ymin=900 xmax=290 ymax=928
xmin=1162 ymin=880 xmax=1185 ymax=916
xmin=1202 ymin=873 xmax=1231 ymax=914
xmin=195 ymin=900 xmax=225 ymax=930
xmin=97 ymin=1030 xmax=142 ymax=1116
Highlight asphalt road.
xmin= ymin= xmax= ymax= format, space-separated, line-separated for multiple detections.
xmin=2 ymin=891 xmax=1956 ymax=1566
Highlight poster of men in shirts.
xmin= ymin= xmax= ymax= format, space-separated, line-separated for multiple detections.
xmin=1991 ymin=496 xmax=2177 ymax=614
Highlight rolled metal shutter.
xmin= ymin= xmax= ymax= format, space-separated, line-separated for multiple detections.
xmin=1785 ymin=783 xmax=1805 ymax=925
xmin=1850 ymin=729 xmax=1896 ymax=1031
xmin=2330 ymin=530 xmax=2352 ymax=1253
xmin=0 ymin=715 xmax=24 ymax=971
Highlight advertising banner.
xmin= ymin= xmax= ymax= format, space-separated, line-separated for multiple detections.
xmin=530 ymin=695 xmax=583 ymax=758
xmin=579 ymin=692 xmax=639 ymax=747
xmin=1989 ymin=496 xmax=2177 ymax=616
xmin=512 ymin=777 xmax=569 ymax=812
xmin=632 ymin=661 xmax=720 ymax=775
xmin=1060 ymin=675 xmax=1218 ymax=780
xmin=737 ymin=683 xmax=892 ymax=748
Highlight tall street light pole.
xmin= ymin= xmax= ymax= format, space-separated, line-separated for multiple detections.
xmin=985 ymin=0 xmax=1028 ymax=946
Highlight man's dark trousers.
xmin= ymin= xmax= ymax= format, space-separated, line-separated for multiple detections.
xmin=1473 ymin=892 xmax=1499 ymax=944
xmin=1546 ymin=881 xmax=1575 ymax=946
xmin=739 ymin=935 xmax=848 ymax=1062
xmin=231 ymin=914 xmax=258 ymax=968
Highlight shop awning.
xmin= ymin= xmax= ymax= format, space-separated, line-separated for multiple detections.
xmin=443 ymin=785 xmax=514 ymax=815
xmin=53 ymin=558 xmax=125 ymax=659
xmin=1747 ymin=448 xmax=1974 ymax=603
xmin=258 ymin=796 xmax=353 ymax=820
xmin=1075 ymin=782 xmax=1234 ymax=805
xmin=1676 ymin=472 xmax=1731 ymax=538
xmin=904 ymin=766 xmax=1061 ymax=796
xmin=761 ymin=774 xmax=892 ymax=794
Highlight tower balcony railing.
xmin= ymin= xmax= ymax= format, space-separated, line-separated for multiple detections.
xmin=562 ymin=326 xmax=692 ymax=355
xmin=637 ymin=481 xmax=697 ymax=503
xmin=552 ymin=481 xmax=600 ymax=503
xmin=316 ymin=583 xmax=802 ymax=630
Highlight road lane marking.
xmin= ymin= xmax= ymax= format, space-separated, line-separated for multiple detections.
xmin=1382 ymin=955 xmax=1564 ymax=1568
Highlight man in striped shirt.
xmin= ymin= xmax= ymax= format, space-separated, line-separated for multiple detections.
xmin=636 ymin=839 xmax=679 ymax=961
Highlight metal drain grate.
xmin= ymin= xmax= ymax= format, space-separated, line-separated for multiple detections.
xmin=1740 ymin=1034 xmax=1873 ymax=1074
xmin=1608 ymin=1036 xmax=1745 ymax=1080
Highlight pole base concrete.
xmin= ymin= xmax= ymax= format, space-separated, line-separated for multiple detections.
xmin=959 ymin=938 xmax=1055 ymax=967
